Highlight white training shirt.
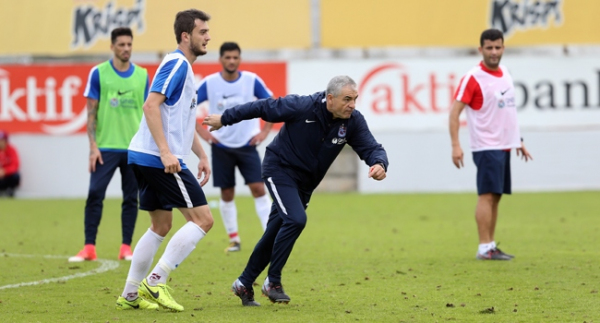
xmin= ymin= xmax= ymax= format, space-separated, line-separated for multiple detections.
xmin=197 ymin=71 xmax=272 ymax=148
xmin=455 ymin=63 xmax=522 ymax=151
xmin=129 ymin=50 xmax=198 ymax=163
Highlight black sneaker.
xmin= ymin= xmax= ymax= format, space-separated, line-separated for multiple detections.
xmin=476 ymin=248 xmax=512 ymax=260
xmin=261 ymin=279 xmax=291 ymax=304
xmin=495 ymin=244 xmax=514 ymax=258
xmin=231 ymin=279 xmax=260 ymax=306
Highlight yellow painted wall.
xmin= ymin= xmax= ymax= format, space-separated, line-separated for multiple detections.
xmin=0 ymin=0 xmax=311 ymax=55
xmin=1 ymin=0 xmax=598 ymax=55
xmin=321 ymin=0 xmax=600 ymax=48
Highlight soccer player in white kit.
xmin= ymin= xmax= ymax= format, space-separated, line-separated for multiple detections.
xmin=196 ymin=42 xmax=273 ymax=253
xmin=449 ymin=29 xmax=532 ymax=261
xmin=115 ymin=9 xmax=213 ymax=312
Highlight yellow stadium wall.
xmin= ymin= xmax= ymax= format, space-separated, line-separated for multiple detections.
xmin=1 ymin=0 xmax=599 ymax=56
xmin=0 ymin=0 xmax=311 ymax=55
xmin=321 ymin=0 xmax=600 ymax=47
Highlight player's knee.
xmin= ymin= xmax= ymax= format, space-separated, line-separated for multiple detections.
xmin=152 ymin=222 xmax=172 ymax=236
xmin=191 ymin=208 xmax=214 ymax=233
xmin=87 ymin=186 xmax=106 ymax=201
xmin=203 ymin=213 xmax=214 ymax=232
xmin=288 ymin=215 xmax=307 ymax=230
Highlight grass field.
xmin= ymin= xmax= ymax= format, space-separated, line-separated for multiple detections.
xmin=1 ymin=192 xmax=599 ymax=322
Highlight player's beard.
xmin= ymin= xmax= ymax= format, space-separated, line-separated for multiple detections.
xmin=117 ymin=56 xmax=130 ymax=64
xmin=224 ymin=66 xmax=238 ymax=74
xmin=115 ymin=51 xmax=130 ymax=64
xmin=190 ymin=41 xmax=207 ymax=57
xmin=484 ymin=55 xmax=501 ymax=69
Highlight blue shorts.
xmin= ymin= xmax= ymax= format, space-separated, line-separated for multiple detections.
xmin=211 ymin=144 xmax=263 ymax=188
xmin=131 ymin=164 xmax=207 ymax=211
xmin=473 ymin=150 xmax=512 ymax=195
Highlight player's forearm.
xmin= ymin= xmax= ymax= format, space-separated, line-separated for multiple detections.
xmin=191 ymin=133 xmax=207 ymax=160
xmin=143 ymin=103 xmax=170 ymax=154
xmin=449 ymin=102 xmax=463 ymax=147
xmin=195 ymin=122 xmax=212 ymax=140
xmin=449 ymin=117 xmax=461 ymax=147
xmin=86 ymin=100 xmax=99 ymax=148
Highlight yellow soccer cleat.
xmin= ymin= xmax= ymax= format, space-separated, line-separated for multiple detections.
xmin=115 ymin=296 xmax=159 ymax=310
xmin=224 ymin=241 xmax=241 ymax=253
xmin=138 ymin=279 xmax=184 ymax=312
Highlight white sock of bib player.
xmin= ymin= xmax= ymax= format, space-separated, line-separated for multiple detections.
xmin=147 ymin=221 xmax=207 ymax=286
xmin=254 ymin=194 xmax=271 ymax=231
xmin=220 ymin=199 xmax=240 ymax=243
xmin=478 ymin=241 xmax=496 ymax=255
xmin=121 ymin=229 xmax=164 ymax=300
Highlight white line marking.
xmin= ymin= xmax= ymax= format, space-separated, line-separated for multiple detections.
xmin=0 ymin=253 xmax=120 ymax=290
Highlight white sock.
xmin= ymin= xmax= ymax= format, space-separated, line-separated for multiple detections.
xmin=147 ymin=221 xmax=206 ymax=286
xmin=220 ymin=199 xmax=240 ymax=243
xmin=121 ymin=229 xmax=164 ymax=299
xmin=254 ymin=194 xmax=272 ymax=231
xmin=478 ymin=242 xmax=495 ymax=255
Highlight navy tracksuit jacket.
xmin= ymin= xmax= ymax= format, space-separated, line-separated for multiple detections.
xmin=221 ymin=91 xmax=389 ymax=286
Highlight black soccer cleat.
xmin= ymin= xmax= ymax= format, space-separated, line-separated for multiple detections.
xmin=476 ymin=248 xmax=512 ymax=260
xmin=494 ymin=244 xmax=515 ymax=259
xmin=262 ymin=281 xmax=291 ymax=304
xmin=232 ymin=279 xmax=260 ymax=306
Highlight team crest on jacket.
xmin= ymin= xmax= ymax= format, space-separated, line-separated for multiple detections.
xmin=338 ymin=124 xmax=347 ymax=137
xmin=190 ymin=98 xmax=197 ymax=109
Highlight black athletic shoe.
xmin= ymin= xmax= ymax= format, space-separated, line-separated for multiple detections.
xmin=476 ymin=248 xmax=512 ymax=260
xmin=495 ymin=244 xmax=514 ymax=258
xmin=231 ymin=279 xmax=260 ymax=306
xmin=261 ymin=280 xmax=291 ymax=304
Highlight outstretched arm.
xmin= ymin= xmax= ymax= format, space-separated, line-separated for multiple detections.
xmin=202 ymin=114 xmax=223 ymax=132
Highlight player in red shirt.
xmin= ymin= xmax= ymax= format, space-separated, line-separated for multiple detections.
xmin=449 ymin=29 xmax=532 ymax=260
xmin=0 ymin=130 xmax=21 ymax=198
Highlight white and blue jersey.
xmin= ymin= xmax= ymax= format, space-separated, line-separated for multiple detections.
xmin=197 ymin=71 xmax=272 ymax=148
xmin=129 ymin=49 xmax=198 ymax=169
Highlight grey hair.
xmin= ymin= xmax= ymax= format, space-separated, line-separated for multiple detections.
xmin=326 ymin=75 xmax=356 ymax=97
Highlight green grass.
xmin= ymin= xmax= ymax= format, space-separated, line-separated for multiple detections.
xmin=1 ymin=192 xmax=599 ymax=322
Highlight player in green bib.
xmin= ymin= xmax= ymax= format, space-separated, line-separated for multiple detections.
xmin=69 ymin=27 xmax=150 ymax=265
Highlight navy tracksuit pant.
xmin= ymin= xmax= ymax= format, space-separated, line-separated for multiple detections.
xmin=239 ymin=170 xmax=313 ymax=287
xmin=84 ymin=150 xmax=138 ymax=245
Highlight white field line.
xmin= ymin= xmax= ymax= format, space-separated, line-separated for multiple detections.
xmin=0 ymin=253 xmax=120 ymax=290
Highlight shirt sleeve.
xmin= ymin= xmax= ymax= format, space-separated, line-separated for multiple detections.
xmin=221 ymin=94 xmax=307 ymax=125
xmin=83 ymin=66 xmax=100 ymax=100
xmin=254 ymin=76 xmax=273 ymax=99
xmin=347 ymin=112 xmax=389 ymax=171
xmin=144 ymin=74 xmax=150 ymax=100
xmin=150 ymin=59 xmax=188 ymax=106
xmin=196 ymin=80 xmax=208 ymax=103
xmin=454 ymin=75 xmax=483 ymax=110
